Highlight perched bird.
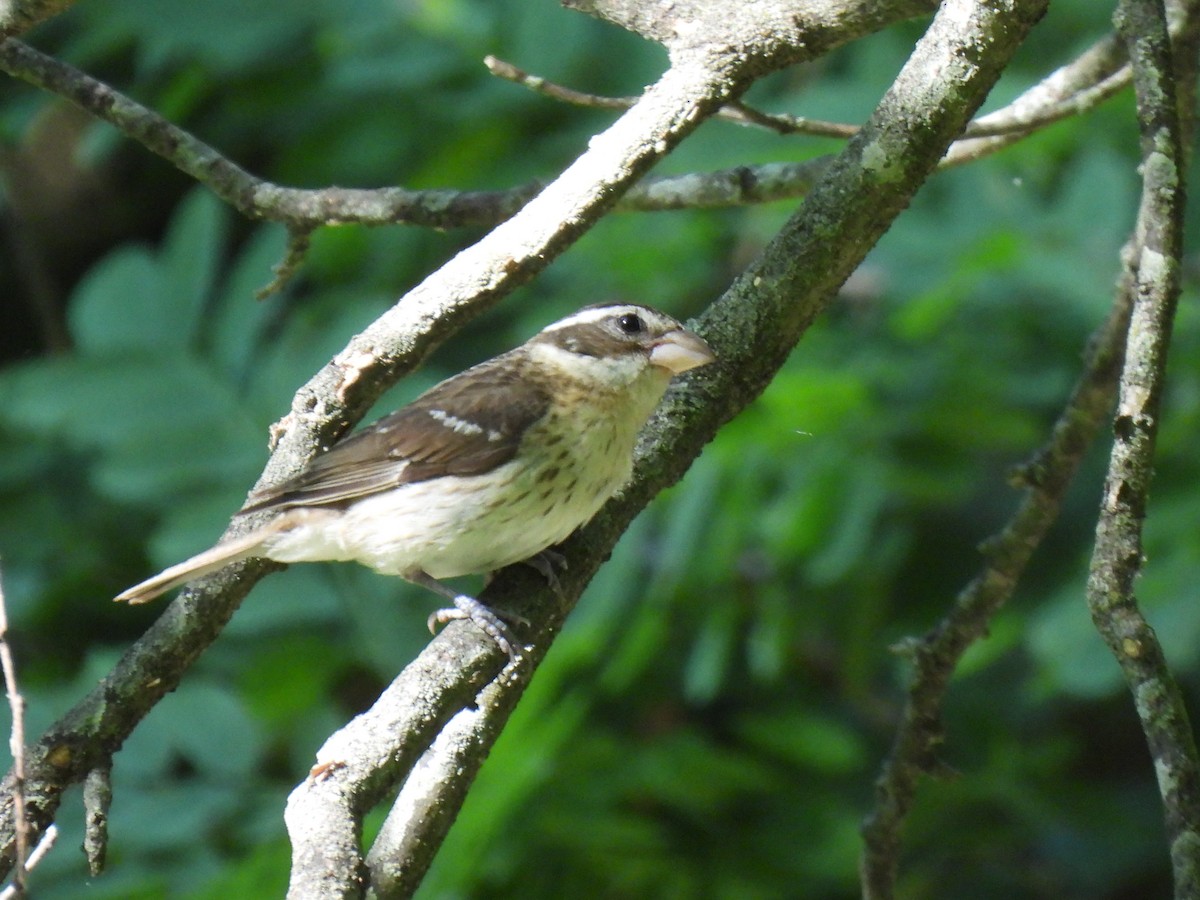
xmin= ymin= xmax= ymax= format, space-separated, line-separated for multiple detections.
xmin=115 ymin=303 xmax=716 ymax=660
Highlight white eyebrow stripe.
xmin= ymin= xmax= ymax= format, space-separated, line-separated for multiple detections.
xmin=539 ymin=305 xmax=645 ymax=332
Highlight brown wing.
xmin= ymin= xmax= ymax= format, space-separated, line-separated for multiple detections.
xmin=241 ymin=352 xmax=550 ymax=513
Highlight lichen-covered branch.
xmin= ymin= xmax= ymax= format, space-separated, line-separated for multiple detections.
xmin=1085 ymin=0 xmax=1200 ymax=896
xmin=859 ymin=270 xmax=1135 ymax=900
xmin=0 ymin=30 xmax=751 ymax=883
xmin=294 ymin=0 xmax=1050 ymax=894
xmin=0 ymin=0 xmax=76 ymax=38
xmin=0 ymin=8 xmax=1128 ymax=241
xmin=943 ymin=31 xmax=1128 ymax=164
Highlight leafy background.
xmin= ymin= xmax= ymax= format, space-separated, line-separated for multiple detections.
xmin=1 ymin=0 xmax=1197 ymax=897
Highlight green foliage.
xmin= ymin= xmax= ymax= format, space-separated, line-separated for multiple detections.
xmin=1 ymin=0 xmax=1196 ymax=897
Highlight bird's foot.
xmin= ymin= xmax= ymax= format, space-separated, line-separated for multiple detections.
xmin=427 ymin=593 xmax=526 ymax=662
xmin=522 ymin=549 xmax=568 ymax=599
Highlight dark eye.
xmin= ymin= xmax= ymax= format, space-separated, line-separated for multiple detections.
xmin=616 ymin=313 xmax=644 ymax=335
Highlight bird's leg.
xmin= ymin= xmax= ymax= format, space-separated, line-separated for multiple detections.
xmin=522 ymin=549 xmax=568 ymax=599
xmin=408 ymin=570 xmax=524 ymax=662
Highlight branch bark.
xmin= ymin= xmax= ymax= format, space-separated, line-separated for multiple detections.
xmin=282 ymin=0 xmax=1049 ymax=894
xmin=0 ymin=0 xmax=1053 ymax=892
xmin=0 ymin=0 xmax=946 ymax=882
xmin=1085 ymin=0 xmax=1200 ymax=896
xmin=860 ymin=261 xmax=1135 ymax=900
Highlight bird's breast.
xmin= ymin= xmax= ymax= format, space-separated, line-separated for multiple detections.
xmin=261 ymin=380 xmax=659 ymax=581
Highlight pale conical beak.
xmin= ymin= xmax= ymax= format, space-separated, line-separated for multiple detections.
xmin=648 ymin=328 xmax=717 ymax=374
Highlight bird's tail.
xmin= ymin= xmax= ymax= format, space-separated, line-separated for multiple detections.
xmin=114 ymin=528 xmax=271 ymax=605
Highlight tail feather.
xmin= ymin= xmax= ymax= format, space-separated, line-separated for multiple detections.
xmin=114 ymin=528 xmax=271 ymax=605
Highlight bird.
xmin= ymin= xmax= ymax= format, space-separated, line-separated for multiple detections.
xmin=115 ymin=303 xmax=716 ymax=660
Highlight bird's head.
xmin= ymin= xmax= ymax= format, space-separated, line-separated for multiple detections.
xmin=527 ymin=303 xmax=715 ymax=392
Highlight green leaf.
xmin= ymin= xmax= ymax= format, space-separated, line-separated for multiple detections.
xmin=1027 ymin=588 xmax=1123 ymax=698
xmin=210 ymin=225 xmax=290 ymax=376
xmin=160 ymin=186 xmax=227 ymax=338
xmin=0 ymin=353 xmax=262 ymax=502
xmin=67 ymin=190 xmax=227 ymax=353
xmin=736 ymin=710 xmax=867 ymax=775
xmin=119 ymin=677 xmax=266 ymax=780
xmin=68 ymin=246 xmax=174 ymax=352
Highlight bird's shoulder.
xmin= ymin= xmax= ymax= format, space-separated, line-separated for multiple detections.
xmin=242 ymin=352 xmax=552 ymax=512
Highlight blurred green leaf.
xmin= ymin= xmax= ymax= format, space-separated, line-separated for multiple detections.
xmin=68 ymin=248 xmax=174 ymax=352
xmin=736 ymin=709 xmax=867 ymax=775
xmin=119 ymin=678 xmax=266 ymax=780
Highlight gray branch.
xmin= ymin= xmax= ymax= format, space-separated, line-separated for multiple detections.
xmin=280 ymin=0 xmax=1050 ymax=895
xmin=860 ymin=260 xmax=1135 ymax=900
xmin=0 ymin=0 xmax=76 ymax=37
xmin=0 ymin=0 xmax=941 ymax=886
xmin=1085 ymin=0 xmax=1200 ymax=896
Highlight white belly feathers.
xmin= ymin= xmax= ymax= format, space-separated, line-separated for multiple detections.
xmin=258 ymin=396 xmax=642 ymax=579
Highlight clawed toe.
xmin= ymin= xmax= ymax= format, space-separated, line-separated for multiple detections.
xmin=427 ymin=594 xmax=525 ymax=662
xmin=523 ymin=549 xmax=568 ymax=597
xmin=409 ymin=569 xmax=525 ymax=661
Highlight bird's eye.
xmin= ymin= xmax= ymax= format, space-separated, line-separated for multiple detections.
xmin=616 ymin=313 xmax=644 ymax=334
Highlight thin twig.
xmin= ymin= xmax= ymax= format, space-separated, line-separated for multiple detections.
xmin=0 ymin=827 xmax=55 ymax=900
xmin=485 ymin=46 xmax=1127 ymax=144
xmin=483 ymin=55 xmax=858 ymax=138
xmin=859 ymin=273 xmax=1134 ymax=900
xmin=0 ymin=568 xmax=27 ymax=895
xmin=961 ymin=64 xmax=1130 ymax=137
xmin=1084 ymin=0 xmax=1200 ymax=895
xmin=256 ymin=227 xmax=313 ymax=299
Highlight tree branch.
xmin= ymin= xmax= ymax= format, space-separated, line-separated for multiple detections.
xmin=360 ymin=631 xmax=541 ymax=898
xmin=1085 ymin=0 xmax=1200 ymax=896
xmin=285 ymin=0 xmax=1049 ymax=894
xmin=0 ymin=0 xmax=1048 ymax=890
xmin=0 ymin=0 xmax=76 ymax=38
xmin=0 ymin=26 xmax=755 ymax=881
xmin=0 ymin=36 xmax=540 ymax=230
xmin=859 ymin=262 xmax=1135 ymax=900
xmin=943 ymin=30 xmax=1129 ymax=164
xmin=0 ymin=16 xmax=1132 ymax=254
xmin=484 ymin=54 xmax=860 ymax=138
